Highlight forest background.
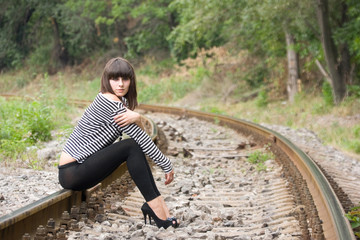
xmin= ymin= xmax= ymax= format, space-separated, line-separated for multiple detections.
xmin=0 ymin=0 xmax=360 ymax=163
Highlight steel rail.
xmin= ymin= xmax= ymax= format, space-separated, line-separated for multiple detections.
xmin=137 ymin=103 xmax=355 ymax=240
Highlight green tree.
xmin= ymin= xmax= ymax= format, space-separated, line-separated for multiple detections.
xmin=316 ymin=0 xmax=347 ymax=104
xmin=0 ymin=0 xmax=35 ymax=69
xmin=66 ymin=0 xmax=174 ymax=58
xmin=167 ymin=0 xmax=237 ymax=60
xmin=125 ymin=0 xmax=174 ymax=57
xmin=31 ymin=0 xmax=105 ymax=72
xmin=315 ymin=0 xmax=360 ymax=103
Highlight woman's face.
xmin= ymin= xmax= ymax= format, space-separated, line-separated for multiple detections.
xmin=109 ymin=77 xmax=130 ymax=98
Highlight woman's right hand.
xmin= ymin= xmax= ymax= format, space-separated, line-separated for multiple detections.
xmin=114 ymin=108 xmax=140 ymax=127
xmin=165 ymin=170 xmax=174 ymax=185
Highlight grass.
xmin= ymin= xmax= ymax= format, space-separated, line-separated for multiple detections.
xmin=196 ymin=92 xmax=360 ymax=159
xmin=0 ymin=98 xmax=52 ymax=160
xmin=345 ymin=203 xmax=360 ymax=238
xmin=0 ymin=72 xmax=78 ymax=167
xmin=137 ymin=63 xmax=207 ymax=104
xmin=0 ymin=51 xmax=359 ymax=162
xmin=247 ymin=146 xmax=275 ymax=172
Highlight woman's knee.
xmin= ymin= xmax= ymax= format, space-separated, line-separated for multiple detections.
xmin=123 ymin=138 xmax=143 ymax=154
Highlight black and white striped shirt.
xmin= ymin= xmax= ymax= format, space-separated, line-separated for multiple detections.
xmin=63 ymin=93 xmax=173 ymax=173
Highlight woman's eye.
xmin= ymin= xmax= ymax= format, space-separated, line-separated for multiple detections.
xmin=111 ymin=77 xmax=129 ymax=81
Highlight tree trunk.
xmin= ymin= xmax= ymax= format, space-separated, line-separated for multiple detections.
xmin=115 ymin=20 xmax=127 ymax=52
xmin=338 ymin=2 xmax=352 ymax=85
xmin=14 ymin=7 xmax=35 ymax=50
xmin=49 ymin=17 xmax=67 ymax=74
xmin=316 ymin=0 xmax=347 ymax=104
xmin=285 ymin=31 xmax=299 ymax=103
xmin=339 ymin=42 xmax=352 ymax=84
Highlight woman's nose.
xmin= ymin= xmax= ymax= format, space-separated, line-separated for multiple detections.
xmin=118 ymin=78 xmax=124 ymax=86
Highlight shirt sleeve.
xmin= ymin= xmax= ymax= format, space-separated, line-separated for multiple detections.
xmin=112 ymin=106 xmax=173 ymax=173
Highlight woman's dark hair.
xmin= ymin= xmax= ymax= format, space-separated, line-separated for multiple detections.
xmin=100 ymin=57 xmax=138 ymax=110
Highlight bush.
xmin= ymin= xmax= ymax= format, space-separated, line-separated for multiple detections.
xmin=322 ymin=81 xmax=334 ymax=106
xmin=344 ymin=139 xmax=360 ymax=154
xmin=244 ymin=63 xmax=268 ymax=88
xmin=348 ymin=84 xmax=360 ymax=98
xmin=0 ymin=33 xmax=23 ymax=69
xmin=256 ymin=89 xmax=268 ymax=108
xmin=247 ymin=147 xmax=274 ymax=171
xmin=345 ymin=203 xmax=360 ymax=238
xmin=0 ymin=98 xmax=54 ymax=159
xmin=27 ymin=43 xmax=52 ymax=72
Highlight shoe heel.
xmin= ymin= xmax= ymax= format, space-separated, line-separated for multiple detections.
xmin=142 ymin=210 xmax=153 ymax=225
xmin=142 ymin=212 xmax=147 ymax=224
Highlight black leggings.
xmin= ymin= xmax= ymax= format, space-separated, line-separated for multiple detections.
xmin=58 ymin=138 xmax=161 ymax=201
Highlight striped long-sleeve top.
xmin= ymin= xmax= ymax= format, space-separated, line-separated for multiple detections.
xmin=63 ymin=92 xmax=173 ymax=173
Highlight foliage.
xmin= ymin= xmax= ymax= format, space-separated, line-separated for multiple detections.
xmin=0 ymin=71 xmax=75 ymax=162
xmin=0 ymin=0 xmax=359 ymax=100
xmin=200 ymin=106 xmax=225 ymax=115
xmin=67 ymin=0 xmax=174 ymax=59
xmin=0 ymin=0 xmax=359 ymax=112
xmin=339 ymin=124 xmax=360 ymax=154
xmin=244 ymin=63 xmax=269 ymax=88
xmin=311 ymin=102 xmax=331 ymax=115
xmin=137 ymin=68 xmax=203 ymax=104
xmin=318 ymin=122 xmax=360 ymax=154
xmin=322 ymin=81 xmax=334 ymax=106
xmin=0 ymin=98 xmax=53 ymax=159
xmin=334 ymin=0 xmax=360 ymax=78
xmin=124 ymin=0 xmax=173 ymax=57
xmin=256 ymin=89 xmax=269 ymax=108
xmin=348 ymin=84 xmax=360 ymax=98
xmin=138 ymin=57 xmax=176 ymax=77
xmin=345 ymin=203 xmax=360 ymax=238
xmin=167 ymin=0 xmax=231 ymax=59
xmin=247 ymin=146 xmax=275 ymax=172
xmin=0 ymin=0 xmax=29 ymax=69
xmin=0 ymin=32 xmax=23 ymax=69
xmin=137 ymin=81 xmax=165 ymax=103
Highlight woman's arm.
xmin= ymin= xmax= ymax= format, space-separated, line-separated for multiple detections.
xmin=113 ymin=108 xmax=142 ymax=128
xmin=113 ymin=116 xmax=173 ymax=173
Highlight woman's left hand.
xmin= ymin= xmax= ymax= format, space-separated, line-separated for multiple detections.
xmin=114 ymin=109 xmax=140 ymax=127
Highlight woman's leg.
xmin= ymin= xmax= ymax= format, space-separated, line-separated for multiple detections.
xmin=123 ymin=139 xmax=161 ymax=201
xmin=59 ymin=139 xmax=171 ymax=220
xmin=59 ymin=139 xmax=160 ymax=200
xmin=123 ymin=140 xmax=172 ymax=220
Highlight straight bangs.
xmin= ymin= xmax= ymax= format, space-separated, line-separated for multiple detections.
xmin=106 ymin=59 xmax=134 ymax=81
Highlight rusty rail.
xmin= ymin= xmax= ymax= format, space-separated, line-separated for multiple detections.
xmin=138 ymin=103 xmax=355 ymax=240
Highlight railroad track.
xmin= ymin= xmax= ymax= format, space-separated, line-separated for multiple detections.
xmin=0 ymin=98 xmax=356 ymax=239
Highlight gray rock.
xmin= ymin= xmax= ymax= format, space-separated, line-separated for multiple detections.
xmin=130 ymin=229 xmax=144 ymax=238
xmin=37 ymin=147 xmax=56 ymax=160
xmin=155 ymin=230 xmax=177 ymax=240
xmin=101 ymin=220 xmax=111 ymax=226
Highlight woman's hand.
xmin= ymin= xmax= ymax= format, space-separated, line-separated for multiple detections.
xmin=114 ymin=109 xmax=140 ymax=127
xmin=165 ymin=170 xmax=174 ymax=185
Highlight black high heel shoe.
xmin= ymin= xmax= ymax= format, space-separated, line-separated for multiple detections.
xmin=141 ymin=202 xmax=179 ymax=229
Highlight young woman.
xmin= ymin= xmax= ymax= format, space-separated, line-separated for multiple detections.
xmin=58 ymin=57 xmax=178 ymax=229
